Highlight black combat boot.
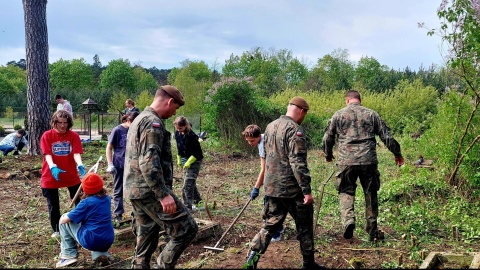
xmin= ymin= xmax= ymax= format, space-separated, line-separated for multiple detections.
xmin=343 ymin=223 xmax=356 ymax=239
xmin=369 ymin=229 xmax=385 ymax=242
xmin=302 ymin=254 xmax=326 ymax=269
xmin=244 ymin=250 xmax=260 ymax=269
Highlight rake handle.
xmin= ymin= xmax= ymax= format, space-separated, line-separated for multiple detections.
xmin=212 ymin=198 xmax=251 ymax=248
xmin=68 ymin=156 xmax=102 ymax=208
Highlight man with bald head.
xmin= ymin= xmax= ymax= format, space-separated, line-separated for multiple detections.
xmin=244 ymin=97 xmax=324 ymax=269
xmin=124 ymin=85 xmax=198 ymax=269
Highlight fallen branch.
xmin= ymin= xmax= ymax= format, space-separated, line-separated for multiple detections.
xmin=340 ymin=247 xmax=401 ymax=252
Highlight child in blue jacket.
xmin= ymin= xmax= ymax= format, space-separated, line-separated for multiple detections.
xmin=55 ymin=172 xmax=115 ymax=268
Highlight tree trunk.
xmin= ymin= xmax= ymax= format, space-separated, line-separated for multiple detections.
xmin=23 ymin=0 xmax=51 ymax=155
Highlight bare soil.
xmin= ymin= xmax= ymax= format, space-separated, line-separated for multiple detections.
xmin=0 ymin=150 xmax=456 ymax=269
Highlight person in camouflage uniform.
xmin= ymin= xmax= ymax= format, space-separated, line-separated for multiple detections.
xmin=321 ymin=89 xmax=404 ymax=241
xmin=244 ymin=97 xmax=324 ymax=270
xmin=123 ymin=86 xmax=198 ymax=269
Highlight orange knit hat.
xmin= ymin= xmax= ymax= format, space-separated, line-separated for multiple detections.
xmin=82 ymin=172 xmax=104 ymax=194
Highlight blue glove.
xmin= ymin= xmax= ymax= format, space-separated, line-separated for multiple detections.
xmin=78 ymin=165 xmax=86 ymax=179
xmin=50 ymin=165 xmax=66 ymax=181
xmin=250 ymin=187 xmax=260 ymax=200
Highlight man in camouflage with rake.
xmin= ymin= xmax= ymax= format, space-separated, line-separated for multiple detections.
xmin=322 ymin=89 xmax=404 ymax=242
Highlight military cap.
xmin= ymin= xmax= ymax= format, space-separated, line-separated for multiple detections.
xmin=161 ymin=85 xmax=185 ymax=106
xmin=289 ymin=96 xmax=309 ymax=110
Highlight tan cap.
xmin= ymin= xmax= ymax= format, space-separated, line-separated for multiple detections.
xmin=289 ymin=96 xmax=309 ymax=110
xmin=161 ymin=85 xmax=185 ymax=106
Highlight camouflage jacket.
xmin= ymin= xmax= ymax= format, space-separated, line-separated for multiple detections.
xmin=263 ymin=115 xmax=312 ymax=198
xmin=123 ymin=107 xmax=174 ymax=200
xmin=321 ymin=102 xmax=402 ymax=165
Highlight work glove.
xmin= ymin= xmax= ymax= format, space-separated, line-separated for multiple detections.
xmin=78 ymin=165 xmax=86 ymax=179
xmin=177 ymin=155 xmax=182 ymax=167
xmin=250 ymin=187 xmax=260 ymax=200
xmin=50 ymin=164 xmax=66 ymax=181
xmin=183 ymin=156 xmax=197 ymax=169
xmin=106 ymin=162 xmax=116 ymax=174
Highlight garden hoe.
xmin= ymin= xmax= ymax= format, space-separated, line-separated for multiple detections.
xmin=69 ymin=156 xmax=102 ymax=208
xmin=204 ymin=198 xmax=252 ymax=252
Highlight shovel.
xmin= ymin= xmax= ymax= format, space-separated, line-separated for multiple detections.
xmin=69 ymin=156 xmax=103 ymax=208
xmin=204 ymin=198 xmax=251 ymax=252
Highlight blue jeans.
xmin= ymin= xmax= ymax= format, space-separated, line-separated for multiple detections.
xmin=59 ymin=213 xmax=111 ymax=260
xmin=0 ymin=145 xmax=14 ymax=156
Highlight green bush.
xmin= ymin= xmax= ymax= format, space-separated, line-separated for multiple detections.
xmin=203 ymin=77 xmax=282 ymax=150
xmin=13 ymin=124 xmax=22 ymax=130
xmin=0 ymin=125 xmax=4 ymax=136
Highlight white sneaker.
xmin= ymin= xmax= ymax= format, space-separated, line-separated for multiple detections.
xmin=51 ymin=232 xmax=60 ymax=238
xmin=56 ymin=258 xmax=77 ymax=268
xmin=271 ymin=234 xmax=282 ymax=242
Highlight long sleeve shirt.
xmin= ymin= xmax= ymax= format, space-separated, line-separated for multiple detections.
xmin=322 ymin=102 xmax=402 ymax=165
xmin=0 ymin=132 xmax=28 ymax=148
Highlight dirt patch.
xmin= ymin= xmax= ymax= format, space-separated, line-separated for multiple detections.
xmin=0 ymin=151 xmax=453 ymax=269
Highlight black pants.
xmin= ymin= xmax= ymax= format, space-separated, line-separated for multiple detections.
xmin=42 ymin=183 xmax=81 ymax=232
xmin=17 ymin=141 xmax=25 ymax=152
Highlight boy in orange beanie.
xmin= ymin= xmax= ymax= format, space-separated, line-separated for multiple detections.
xmin=55 ymin=173 xmax=115 ymax=268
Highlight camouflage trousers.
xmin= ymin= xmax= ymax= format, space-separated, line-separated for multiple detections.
xmin=130 ymin=193 xmax=198 ymax=269
xmin=248 ymin=193 xmax=315 ymax=260
xmin=335 ymin=164 xmax=380 ymax=237
xmin=181 ymin=160 xmax=202 ymax=210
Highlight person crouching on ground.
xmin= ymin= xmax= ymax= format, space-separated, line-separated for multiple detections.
xmin=0 ymin=128 xmax=28 ymax=163
xmin=55 ymin=172 xmax=115 ymax=268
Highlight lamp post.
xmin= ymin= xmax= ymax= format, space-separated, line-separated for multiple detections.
xmin=82 ymin=98 xmax=98 ymax=141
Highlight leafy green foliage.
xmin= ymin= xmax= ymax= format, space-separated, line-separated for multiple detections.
xmin=169 ymin=60 xmax=212 ymax=117
xmin=373 ymin=79 xmax=439 ymax=135
xmin=49 ymin=58 xmax=95 ymax=91
xmin=133 ymin=66 xmax=158 ymax=93
xmin=0 ymin=64 xmax=26 ymax=96
xmin=107 ymin=91 xmax=128 ymax=114
xmin=222 ymin=47 xmax=307 ymax=97
xmin=99 ymin=59 xmax=136 ymax=95
xmin=203 ymin=77 xmax=282 ymax=150
xmin=135 ymin=90 xmax=154 ymax=112
xmin=312 ymin=48 xmax=355 ymax=92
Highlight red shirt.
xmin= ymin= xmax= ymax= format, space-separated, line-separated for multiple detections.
xmin=40 ymin=129 xmax=83 ymax=188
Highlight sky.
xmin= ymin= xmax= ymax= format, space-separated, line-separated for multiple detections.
xmin=0 ymin=1 xmax=446 ymax=71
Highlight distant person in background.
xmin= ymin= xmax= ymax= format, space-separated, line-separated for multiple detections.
xmin=124 ymin=99 xmax=140 ymax=115
xmin=55 ymin=172 xmax=114 ymax=268
xmin=55 ymin=94 xmax=73 ymax=117
xmin=242 ymin=124 xmax=284 ymax=242
xmin=0 ymin=129 xmax=29 ymax=162
xmin=106 ymin=111 xmax=139 ymax=227
xmin=173 ymin=116 xmax=204 ymax=212
xmin=40 ymin=110 xmax=86 ymax=239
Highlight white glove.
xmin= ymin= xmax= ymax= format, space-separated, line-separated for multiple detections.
xmin=106 ymin=163 xmax=116 ymax=174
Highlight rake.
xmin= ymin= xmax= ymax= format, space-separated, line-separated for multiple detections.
xmin=204 ymin=198 xmax=251 ymax=252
